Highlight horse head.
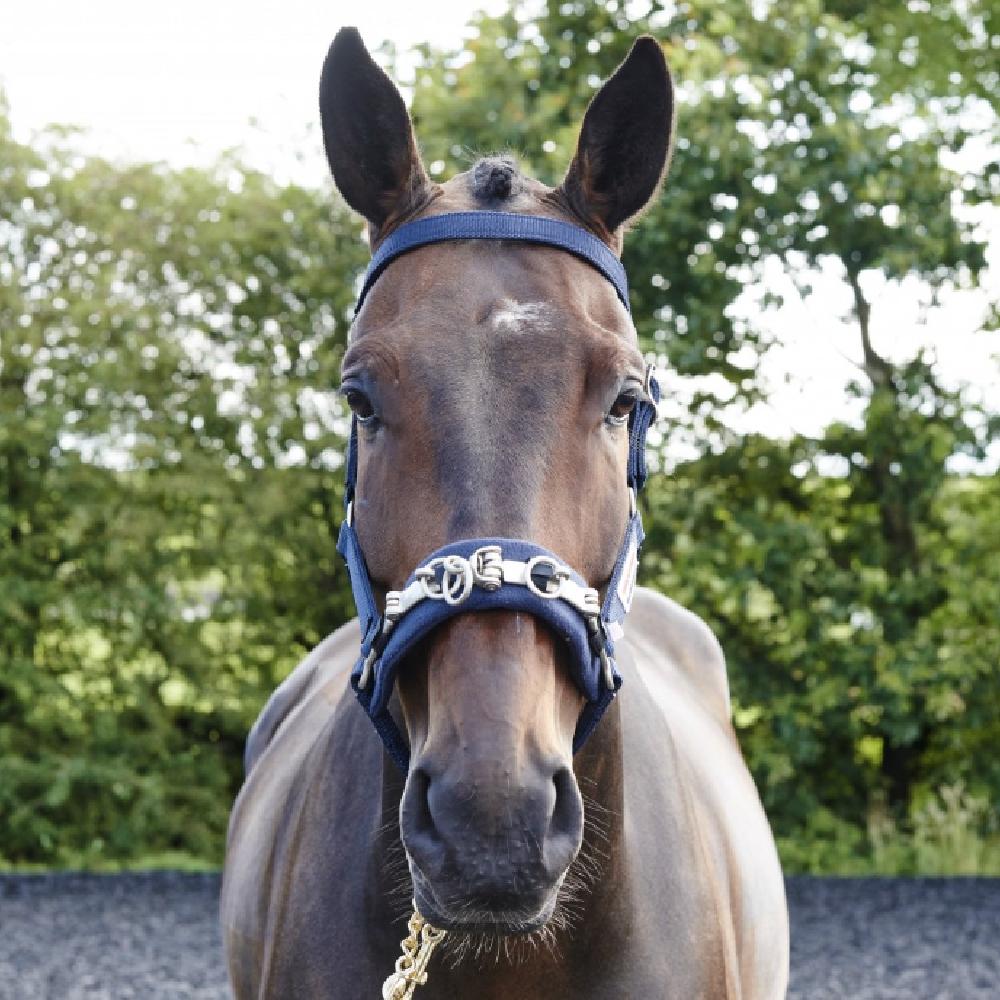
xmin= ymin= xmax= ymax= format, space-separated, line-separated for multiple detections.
xmin=319 ymin=27 xmax=674 ymax=937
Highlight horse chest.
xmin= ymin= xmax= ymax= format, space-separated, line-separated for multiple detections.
xmin=223 ymin=663 xmax=769 ymax=999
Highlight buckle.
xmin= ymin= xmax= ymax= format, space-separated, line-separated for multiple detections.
xmin=585 ymin=615 xmax=608 ymax=657
xmin=585 ymin=616 xmax=616 ymax=690
xmin=525 ymin=555 xmax=569 ymax=598
xmin=470 ymin=545 xmax=503 ymax=591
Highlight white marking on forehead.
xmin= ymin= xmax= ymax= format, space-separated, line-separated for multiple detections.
xmin=491 ymin=299 xmax=551 ymax=334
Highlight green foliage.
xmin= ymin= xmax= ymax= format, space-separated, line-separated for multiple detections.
xmin=0 ymin=103 xmax=365 ymax=864
xmin=780 ymin=783 xmax=1000 ymax=875
xmin=871 ymin=783 xmax=1000 ymax=876
xmin=641 ymin=446 xmax=1000 ymax=868
xmin=1 ymin=1 xmax=998 ymax=870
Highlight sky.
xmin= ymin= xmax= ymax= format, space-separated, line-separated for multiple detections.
xmin=2 ymin=0 xmax=997 ymax=463
xmin=0 ymin=0 xmax=503 ymax=177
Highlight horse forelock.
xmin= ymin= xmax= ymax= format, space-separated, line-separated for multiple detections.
xmin=470 ymin=154 xmax=523 ymax=202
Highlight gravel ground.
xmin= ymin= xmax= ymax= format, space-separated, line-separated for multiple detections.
xmin=0 ymin=873 xmax=997 ymax=998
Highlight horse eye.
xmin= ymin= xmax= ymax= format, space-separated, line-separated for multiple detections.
xmin=608 ymin=391 xmax=638 ymax=425
xmin=344 ymin=388 xmax=375 ymax=422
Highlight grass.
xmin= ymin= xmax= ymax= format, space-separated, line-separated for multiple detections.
xmin=0 ymin=850 xmax=221 ymax=875
xmin=868 ymin=783 xmax=1000 ymax=876
xmin=779 ymin=782 xmax=1000 ymax=875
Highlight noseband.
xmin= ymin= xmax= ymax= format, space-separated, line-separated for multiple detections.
xmin=337 ymin=211 xmax=659 ymax=771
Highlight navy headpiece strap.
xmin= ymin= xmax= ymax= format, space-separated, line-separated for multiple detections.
xmin=357 ymin=211 xmax=630 ymax=313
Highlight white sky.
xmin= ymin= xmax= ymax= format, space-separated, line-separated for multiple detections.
xmin=2 ymin=0 xmax=997 ymax=465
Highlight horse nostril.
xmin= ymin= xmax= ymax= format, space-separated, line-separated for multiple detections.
xmin=405 ymin=767 xmax=435 ymax=841
xmin=549 ymin=766 xmax=584 ymax=844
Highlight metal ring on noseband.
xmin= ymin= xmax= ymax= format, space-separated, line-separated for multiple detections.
xmin=524 ymin=555 xmax=570 ymax=599
xmin=417 ymin=556 xmax=475 ymax=605
xmin=414 ymin=545 xmax=505 ymax=606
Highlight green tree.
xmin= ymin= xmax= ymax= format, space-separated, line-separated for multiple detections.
xmin=0 ymin=98 xmax=365 ymax=864
xmin=406 ymin=0 xmax=995 ymax=399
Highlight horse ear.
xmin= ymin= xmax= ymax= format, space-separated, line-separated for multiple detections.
xmin=319 ymin=27 xmax=431 ymax=232
xmin=558 ymin=37 xmax=674 ymax=238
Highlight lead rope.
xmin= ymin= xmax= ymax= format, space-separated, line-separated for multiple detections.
xmin=381 ymin=903 xmax=447 ymax=999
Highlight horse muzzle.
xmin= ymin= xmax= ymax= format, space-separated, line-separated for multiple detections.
xmin=399 ymin=752 xmax=584 ymax=932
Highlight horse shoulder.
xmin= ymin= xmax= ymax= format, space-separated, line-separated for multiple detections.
xmin=622 ymin=587 xmax=790 ymax=999
xmin=243 ymin=618 xmax=362 ymax=774
xmin=626 ymin=585 xmax=732 ymax=724
xmin=224 ymin=619 xmax=392 ymax=996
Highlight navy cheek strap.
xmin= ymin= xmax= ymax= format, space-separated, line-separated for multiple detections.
xmin=336 ymin=211 xmax=658 ymax=772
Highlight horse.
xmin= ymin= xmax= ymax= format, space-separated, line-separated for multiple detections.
xmin=221 ymin=27 xmax=789 ymax=999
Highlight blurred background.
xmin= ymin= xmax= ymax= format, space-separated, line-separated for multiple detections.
xmin=1 ymin=0 xmax=997 ymax=875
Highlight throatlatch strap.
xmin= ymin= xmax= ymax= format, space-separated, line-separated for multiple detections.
xmin=628 ymin=372 xmax=660 ymax=491
xmin=357 ymin=212 xmax=631 ymax=313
